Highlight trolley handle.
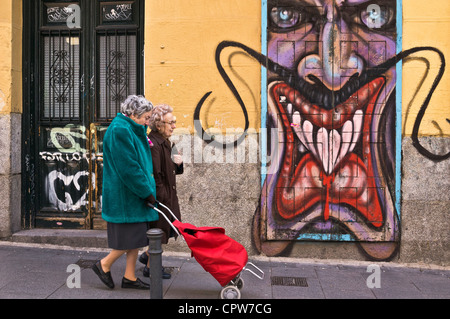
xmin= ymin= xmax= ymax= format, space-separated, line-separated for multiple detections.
xmin=243 ymin=262 xmax=265 ymax=280
xmin=147 ymin=200 xmax=181 ymax=238
xmin=154 ymin=207 xmax=181 ymax=238
xmin=156 ymin=201 xmax=180 ymax=222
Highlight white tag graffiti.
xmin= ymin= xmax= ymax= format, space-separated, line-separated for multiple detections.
xmin=47 ymin=170 xmax=90 ymax=211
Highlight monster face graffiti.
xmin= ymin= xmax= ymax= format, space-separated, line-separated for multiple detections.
xmin=197 ymin=0 xmax=445 ymax=260
xmin=254 ymin=0 xmax=401 ymax=259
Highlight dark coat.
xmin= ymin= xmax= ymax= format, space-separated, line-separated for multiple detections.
xmin=148 ymin=131 xmax=183 ymax=244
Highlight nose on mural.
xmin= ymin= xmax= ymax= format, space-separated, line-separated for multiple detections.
xmin=297 ymin=18 xmax=364 ymax=92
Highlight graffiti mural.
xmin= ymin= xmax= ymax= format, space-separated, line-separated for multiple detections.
xmin=195 ymin=0 xmax=447 ymax=261
xmin=258 ymin=0 xmax=401 ymax=260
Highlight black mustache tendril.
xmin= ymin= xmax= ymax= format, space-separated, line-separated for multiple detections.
xmin=194 ymin=40 xmax=448 ymax=161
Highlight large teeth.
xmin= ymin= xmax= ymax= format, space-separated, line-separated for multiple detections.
xmin=316 ymin=127 xmax=329 ymax=174
xmin=337 ymin=120 xmax=352 ymax=167
xmin=330 ymin=129 xmax=341 ymax=175
xmin=292 ymin=111 xmax=308 ymax=152
xmin=349 ymin=110 xmax=363 ymax=153
xmin=302 ymin=119 xmax=319 ymax=160
xmin=291 ymin=110 xmax=364 ymax=175
xmin=316 ymin=127 xmax=342 ymax=175
xmin=287 ymin=103 xmax=293 ymax=116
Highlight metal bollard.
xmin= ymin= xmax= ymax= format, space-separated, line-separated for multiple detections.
xmin=146 ymin=228 xmax=163 ymax=299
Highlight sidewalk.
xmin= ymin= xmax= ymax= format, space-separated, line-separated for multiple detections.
xmin=0 ymin=240 xmax=449 ymax=300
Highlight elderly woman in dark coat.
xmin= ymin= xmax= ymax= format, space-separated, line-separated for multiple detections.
xmin=139 ymin=103 xmax=183 ymax=278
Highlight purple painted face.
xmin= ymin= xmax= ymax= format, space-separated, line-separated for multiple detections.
xmin=260 ymin=0 xmax=400 ymax=258
xmin=268 ymin=0 xmax=397 ymax=91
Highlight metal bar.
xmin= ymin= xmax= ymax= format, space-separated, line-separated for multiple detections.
xmin=49 ymin=34 xmax=53 ymax=121
xmin=153 ymin=206 xmax=181 ymax=238
xmin=156 ymin=202 xmax=180 ymax=222
xmin=58 ymin=29 xmax=62 ymax=121
xmin=114 ymin=29 xmax=118 ymax=111
xmin=125 ymin=29 xmax=129 ymax=99
xmin=105 ymin=31 xmax=109 ymax=119
xmin=69 ymin=32 xmax=73 ymax=121
xmin=87 ymin=122 xmax=95 ymax=229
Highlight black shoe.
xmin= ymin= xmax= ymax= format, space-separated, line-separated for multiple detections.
xmin=92 ymin=260 xmax=114 ymax=289
xmin=143 ymin=265 xmax=149 ymax=277
xmin=121 ymin=277 xmax=150 ymax=290
xmin=143 ymin=266 xmax=171 ymax=279
xmin=162 ymin=268 xmax=171 ymax=279
xmin=139 ymin=252 xmax=148 ymax=265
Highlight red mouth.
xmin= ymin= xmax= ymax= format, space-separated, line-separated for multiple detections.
xmin=271 ymin=77 xmax=386 ymax=227
xmin=273 ymin=78 xmax=385 ymax=129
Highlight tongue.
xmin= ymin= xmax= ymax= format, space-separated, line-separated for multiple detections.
xmin=275 ymin=153 xmax=383 ymax=227
xmin=272 ymin=78 xmax=386 ymax=227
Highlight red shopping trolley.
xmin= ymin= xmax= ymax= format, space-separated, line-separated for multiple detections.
xmin=149 ymin=200 xmax=264 ymax=299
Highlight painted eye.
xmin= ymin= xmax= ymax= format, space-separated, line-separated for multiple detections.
xmin=270 ymin=7 xmax=301 ymax=29
xmin=360 ymin=5 xmax=394 ymax=29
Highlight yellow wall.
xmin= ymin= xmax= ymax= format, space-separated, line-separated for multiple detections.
xmin=0 ymin=1 xmax=447 ymax=136
xmin=144 ymin=0 xmax=449 ymax=138
xmin=0 ymin=0 xmax=22 ymax=115
xmin=402 ymin=0 xmax=450 ymax=137
xmin=144 ymin=0 xmax=261 ymax=134
xmin=0 ymin=0 xmax=13 ymax=114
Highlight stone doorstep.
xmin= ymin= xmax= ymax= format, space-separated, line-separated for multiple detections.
xmin=8 ymin=229 xmax=108 ymax=248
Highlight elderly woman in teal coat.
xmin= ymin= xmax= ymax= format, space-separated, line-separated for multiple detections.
xmin=92 ymin=95 xmax=157 ymax=290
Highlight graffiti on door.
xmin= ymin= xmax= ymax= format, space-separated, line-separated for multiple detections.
xmin=39 ymin=124 xmax=91 ymax=212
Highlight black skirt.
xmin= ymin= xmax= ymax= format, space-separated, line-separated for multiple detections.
xmin=107 ymin=222 xmax=149 ymax=250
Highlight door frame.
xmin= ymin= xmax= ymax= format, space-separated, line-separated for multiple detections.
xmin=21 ymin=0 xmax=145 ymax=230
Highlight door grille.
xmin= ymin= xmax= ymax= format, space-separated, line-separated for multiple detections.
xmin=42 ymin=33 xmax=81 ymax=121
xmin=98 ymin=32 xmax=137 ymax=120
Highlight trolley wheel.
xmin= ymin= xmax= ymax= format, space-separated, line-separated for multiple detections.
xmin=220 ymin=285 xmax=241 ymax=299
xmin=226 ymin=277 xmax=244 ymax=290
xmin=235 ymin=277 xmax=244 ymax=290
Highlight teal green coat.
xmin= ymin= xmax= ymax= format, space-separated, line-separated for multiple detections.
xmin=102 ymin=113 xmax=158 ymax=223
